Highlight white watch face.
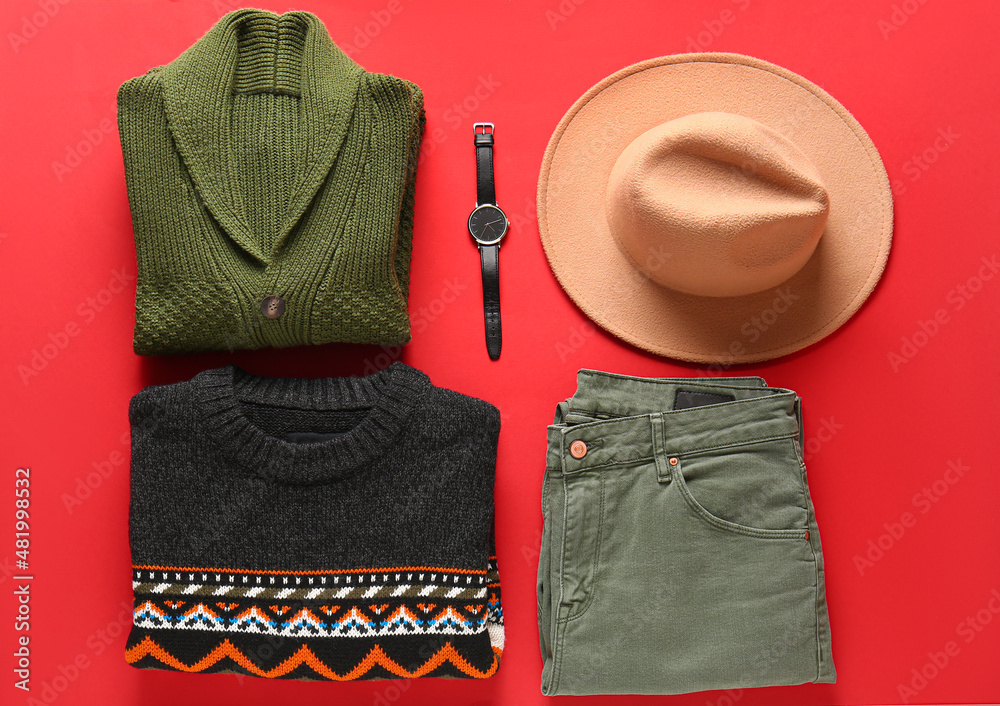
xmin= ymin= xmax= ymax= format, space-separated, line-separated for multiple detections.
xmin=468 ymin=205 xmax=508 ymax=245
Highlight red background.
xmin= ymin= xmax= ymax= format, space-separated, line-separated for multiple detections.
xmin=2 ymin=0 xmax=999 ymax=704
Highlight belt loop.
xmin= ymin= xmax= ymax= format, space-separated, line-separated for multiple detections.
xmin=650 ymin=413 xmax=671 ymax=484
xmin=559 ymin=428 xmax=569 ymax=475
xmin=554 ymin=401 xmax=570 ymax=475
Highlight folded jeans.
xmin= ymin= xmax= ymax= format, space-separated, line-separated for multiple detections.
xmin=537 ymin=370 xmax=836 ymax=695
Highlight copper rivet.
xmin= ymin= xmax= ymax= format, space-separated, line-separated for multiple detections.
xmin=569 ymin=440 xmax=588 ymax=459
xmin=669 ymin=457 xmax=679 ymax=466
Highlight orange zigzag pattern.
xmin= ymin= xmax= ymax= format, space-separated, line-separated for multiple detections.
xmin=126 ymin=635 xmax=502 ymax=680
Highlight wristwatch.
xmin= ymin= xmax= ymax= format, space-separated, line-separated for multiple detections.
xmin=467 ymin=122 xmax=508 ymax=361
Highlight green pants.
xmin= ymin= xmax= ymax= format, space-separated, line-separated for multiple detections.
xmin=537 ymin=370 xmax=835 ymax=695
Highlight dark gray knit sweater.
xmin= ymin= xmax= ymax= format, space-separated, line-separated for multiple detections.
xmin=125 ymin=362 xmax=503 ymax=681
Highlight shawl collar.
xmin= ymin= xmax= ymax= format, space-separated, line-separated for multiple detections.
xmin=158 ymin=10 xmax=363 ymax=264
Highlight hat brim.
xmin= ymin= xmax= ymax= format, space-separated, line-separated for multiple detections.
xmin=537 ymin=53 xmax=892 ymax=364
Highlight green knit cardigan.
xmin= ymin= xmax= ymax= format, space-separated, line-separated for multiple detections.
xmin=117 ymin=9 xmax=425 ymax=355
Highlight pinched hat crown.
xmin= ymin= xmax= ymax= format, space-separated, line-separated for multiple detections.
xmin=606 ymin=112 xmax=830 ymax=298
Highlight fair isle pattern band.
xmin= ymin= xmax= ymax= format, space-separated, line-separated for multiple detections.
xmin=132 ymin=583 xmax=489 ymax=600
xmin=133 ymin=600 xmax=492 ymax=638
xmin=126 ymin=634 xmax=502 ymax=680
xmin=128 ymin=558 xmax=504 ymax=680
xmin=131 ymin=567 xmax=499 ymax=600
xmin=131 ymin=560 xmax=503 ymax=641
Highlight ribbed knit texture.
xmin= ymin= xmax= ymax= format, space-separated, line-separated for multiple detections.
xmin=117 ymin=9 xmax=425 ymax=355
xmin=126 ymin=362 xmax=504 ymax=680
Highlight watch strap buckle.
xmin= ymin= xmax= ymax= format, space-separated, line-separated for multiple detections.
xmin=474 ymin=122 xmax=494 ymax=147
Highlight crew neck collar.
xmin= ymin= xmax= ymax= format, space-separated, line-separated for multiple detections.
xmin=194 ymin=363 xmax=430 ymax=484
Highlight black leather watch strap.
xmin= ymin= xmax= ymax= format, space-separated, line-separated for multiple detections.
xmin=475 ymin=131 xmax=496 ymax=205
xmin=479 ymin=243 xmax=501 ymax=360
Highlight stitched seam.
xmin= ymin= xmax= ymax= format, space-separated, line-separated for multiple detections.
xmin=561 ymin=435 xmax=800 ymax=475
xmin=537 ymin=473 xmax=549 ymax=635
xmin=797 ymin=435 xmax=825 ymax=681
xmin=552 ymin=616 xmax=566 ymax=693
xmin=561 ymin=411 xmax=651 ymax=426
xmin=808 ymin=518 xmax=822 ymax=681
xmin=548 ymin=476 xmax=570 ymax=692
xmin=565 ymin=393 xmax=795 ymax=425
xmin=678 ymin=431 xmax=800 ymax=457
xmin=576 ymin=370 xmax=768 ymax=387
xmin=563 ymin=455 xmax=655 ymax=474
xmin=570 ymin=392 xmax=787 ymax=416
xmin=791 ymin=434 xmax=808 ymax=469
xmin=555 ymin=480 xmax=568 ymax=622
xmin=565 ymin=473 xmax=604 ymax=622
xmin=674 ymin=462 xmax=807 ymax=540
xmin=651 ymin=414 xmax=671 ymax=483
xmin=540 ymin=472 xmax=556 ymax=695
xmin=685 ymin=492 xmax=806 ymax=539
xmin=787 ymin=437 xmax=812 ymax=527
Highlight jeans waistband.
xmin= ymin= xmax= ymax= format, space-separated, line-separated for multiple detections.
xmin=546 ymin=370 xmax=801 ymax=473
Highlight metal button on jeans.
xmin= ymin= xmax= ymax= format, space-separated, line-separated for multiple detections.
xmin=569 ymin=440 xmax=588 ymax=459
xmin=261 ymin=295 xmax=285 ymax=319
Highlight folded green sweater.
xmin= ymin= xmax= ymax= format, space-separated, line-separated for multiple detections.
xmin=117 ymin=9 xmax=425 ymax=354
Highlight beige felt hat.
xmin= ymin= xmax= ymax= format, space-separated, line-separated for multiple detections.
xmin=537 ymin=53 xmax=893 ymax=364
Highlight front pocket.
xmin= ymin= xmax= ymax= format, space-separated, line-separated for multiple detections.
xmin=672 ymin=436 xmax=809 ymax=540
xmin=556 ymin=472 xmax=606 ymax=622
xmin=537 ymin=471 xmax=554 ymax=657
